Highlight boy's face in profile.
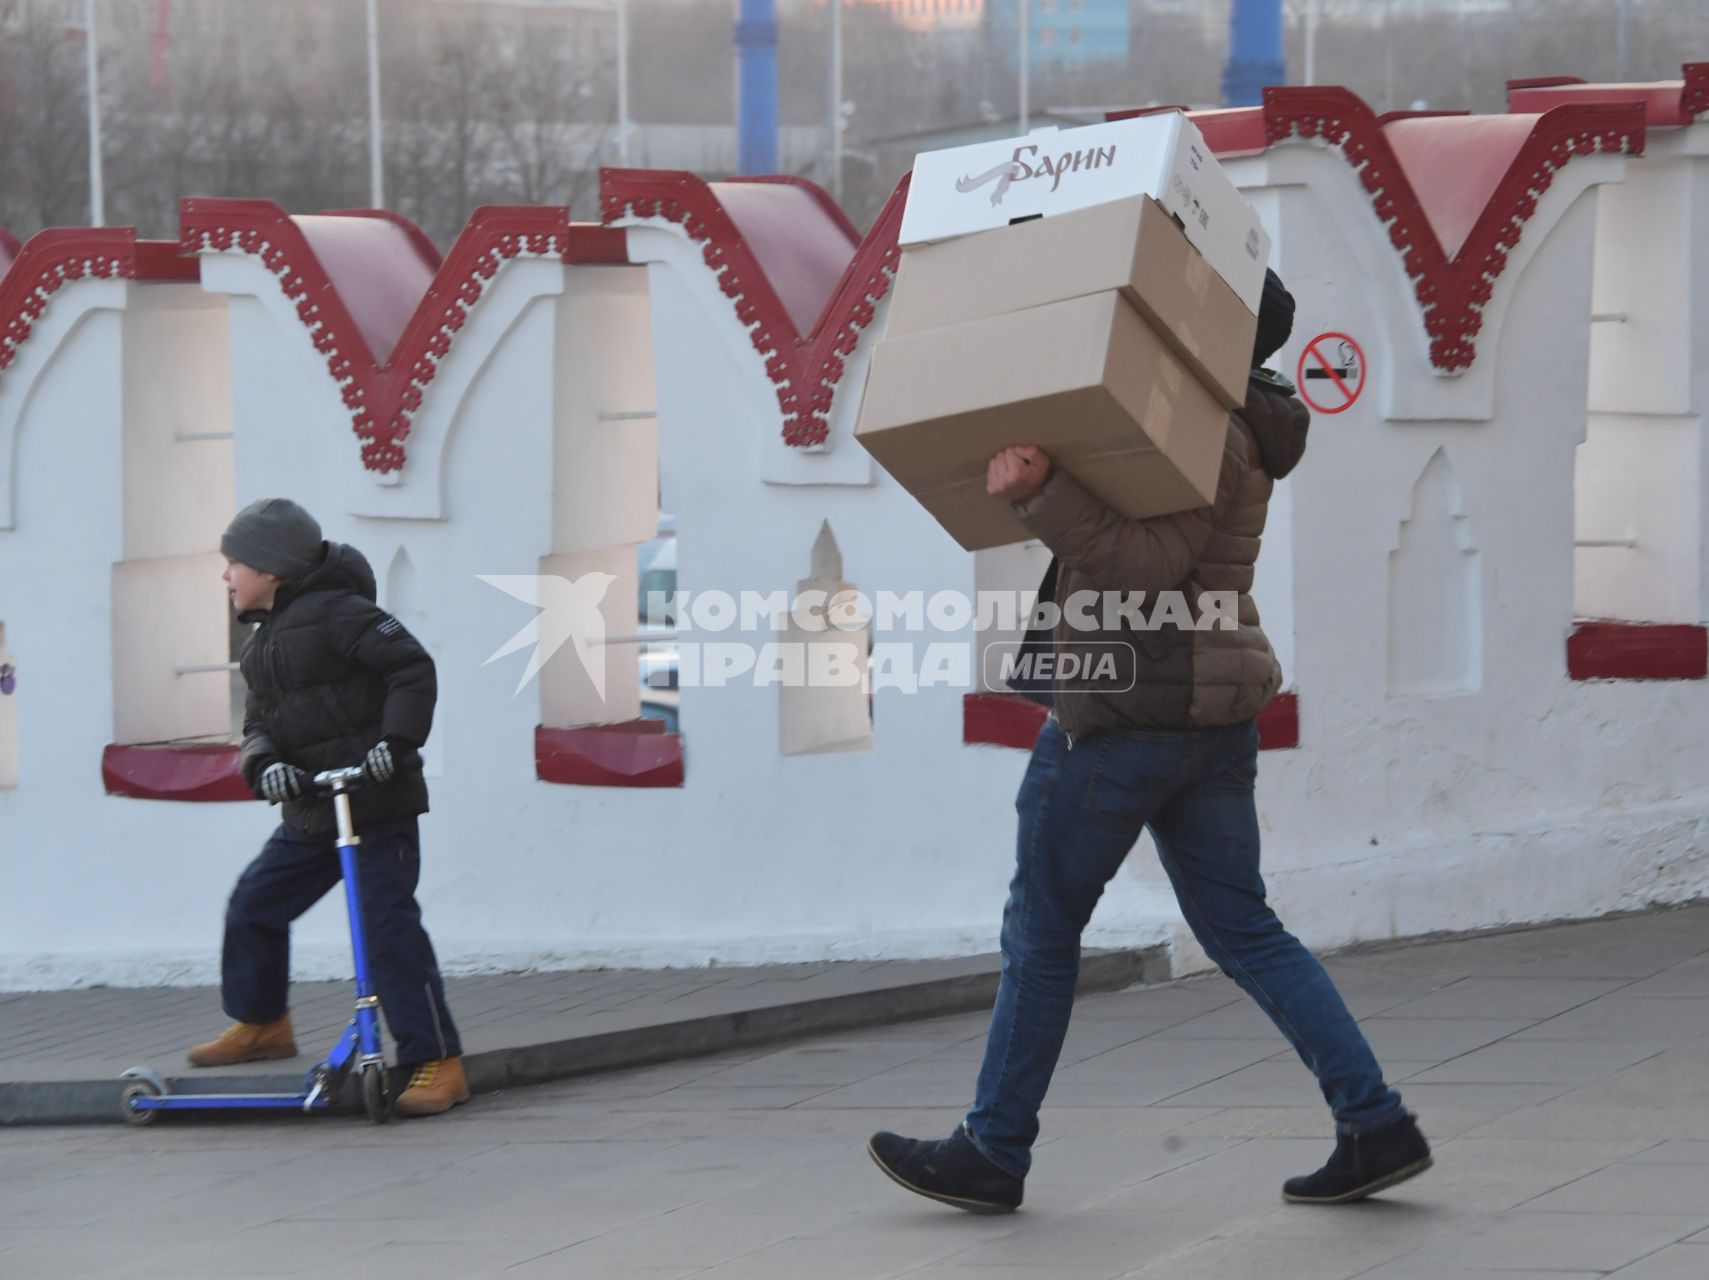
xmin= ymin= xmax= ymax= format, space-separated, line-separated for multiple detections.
xmin=223 ymin=559 xmax=280 ymax=615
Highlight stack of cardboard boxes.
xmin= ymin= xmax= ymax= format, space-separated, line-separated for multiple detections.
xmin=855 ymin=112 xmax=1272 ymax=550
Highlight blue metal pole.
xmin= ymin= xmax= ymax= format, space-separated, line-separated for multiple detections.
xmin=338 ymin=839 xmax=385 ymax=1058
xmin=735 ymin=0 xmax=779 ymax=174
xmin=1222 ymin=0 xmax=1285 ymax=108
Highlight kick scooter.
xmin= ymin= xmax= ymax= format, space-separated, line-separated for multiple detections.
xmin=120 ymin=765 xmax=393 ymax=1125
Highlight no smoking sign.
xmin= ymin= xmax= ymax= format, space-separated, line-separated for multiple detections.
xmin=1297 ymin=332 xmax=1365 ymax=415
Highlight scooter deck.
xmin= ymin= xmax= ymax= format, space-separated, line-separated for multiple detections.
xmin=129 ymin=1093 xmax=330 ymax=1113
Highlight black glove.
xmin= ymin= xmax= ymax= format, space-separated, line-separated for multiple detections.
xmin=361 ymin=740 xmax=419 ymax=786
xmin=258 ymin=762 xmax=309 ymax=805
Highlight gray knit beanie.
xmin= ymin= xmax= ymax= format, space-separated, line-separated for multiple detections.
xmin=220 ymin=498 xmax=323 ymax=580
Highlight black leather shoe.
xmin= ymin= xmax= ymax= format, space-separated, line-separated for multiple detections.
xmin=867 ymin=1126 xmax=1024 ymax=1214
xmin=1284 ymin=1114 xmax=1433 ymax=1204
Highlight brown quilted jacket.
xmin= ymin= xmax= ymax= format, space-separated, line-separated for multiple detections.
xmin=1012 ymin=373 xmax=1310 ymax=743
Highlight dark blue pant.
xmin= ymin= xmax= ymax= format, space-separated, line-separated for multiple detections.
xmin=966 ymin=717 xmax=1404 ymax=1178
xmin=222 ymin=818 xmax=462 ymax=1067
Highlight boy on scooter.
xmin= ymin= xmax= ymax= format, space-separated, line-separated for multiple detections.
xmin=188 ymin=497 xmax=469 ymax=1118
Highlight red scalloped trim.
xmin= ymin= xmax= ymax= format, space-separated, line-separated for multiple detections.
xmin=600 ymin=168 xmax=910 ymax=448
xmin=1684 ymin=64 xmax=1709 ymax=120
xmin=535 ymin=722 xmax=684 ymax=788
xmin=179 ymin=200 xmax=571 ymax=472
xmin=102 ymin=743 xmax=253 ymax=802
xmin=1568 ymin=622 xmax=1708 ymax=681
xmin=1263 ymin=87 xmax=1645 ymax=372
xmin=0 ymin=227 xmax=140 ymax=372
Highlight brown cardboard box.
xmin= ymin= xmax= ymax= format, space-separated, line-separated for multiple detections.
xmin=884 ymin=196 xmax=1256 ymax=410
xmin=855 ymin=290 xmax=1230 ymax=552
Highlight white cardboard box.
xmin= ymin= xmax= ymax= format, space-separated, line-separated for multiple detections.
xmin=899 ymin=112 xmax=1271 ymax=313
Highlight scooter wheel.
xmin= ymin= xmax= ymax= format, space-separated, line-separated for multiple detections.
xmin=120 ymin=1080 xmax=161 ymax=1126
xmin=360 ymin=1063 xmax=392 ymax=1125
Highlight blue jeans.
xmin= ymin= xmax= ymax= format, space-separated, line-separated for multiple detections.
xmin=222 ymin=818 xmax=462 ymax=1067
xmin=965 ymin=717 xmax=1404 ymax=1178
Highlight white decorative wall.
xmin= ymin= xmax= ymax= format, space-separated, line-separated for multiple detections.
xmin=2 ymin=83 xmax=1707 ymax=991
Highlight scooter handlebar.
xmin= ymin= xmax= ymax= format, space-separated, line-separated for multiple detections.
xmin=312 ymin=765 xmax=368 ymax=792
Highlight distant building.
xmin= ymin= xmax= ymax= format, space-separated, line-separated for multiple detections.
xmin=1313 ymin=0 xmax=1514 ymax=18
xmin=865 ymin=0 xmax=987 ymax=35
xmin=987 ymin=0 xmax=1129 ymax=68
xmin=413 ymin=0 xmax=614 ymax=62
xmin=1132 ymin=0 xmax=1514 ymax=27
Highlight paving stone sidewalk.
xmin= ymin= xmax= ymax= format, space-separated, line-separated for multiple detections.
xmin=2 ymin=903 xmax=1708 ymax=1279
xmin=0 ymin=947 xmax=1161 ymax=1124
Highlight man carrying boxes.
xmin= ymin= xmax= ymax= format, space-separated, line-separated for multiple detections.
xmin=860 ymin=113 xmax=1431 ymax=1214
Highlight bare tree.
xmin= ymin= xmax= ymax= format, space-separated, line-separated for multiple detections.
xmin=2 ymin=0 xmax=1703 ymax=248
xmin=381 ymin=15 xmax=611 ymax=249
xmin=100 ymin=0 xmax=367 ymax=238
xmin=0 ymin=9 xmax=92 ymax=231
xmin=384 ymin=23 xmax=505 ymax=247
xmin=489 ymin=31 xmax=610 ymax=215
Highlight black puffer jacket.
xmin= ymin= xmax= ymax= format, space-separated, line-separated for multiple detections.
xmin=237 ymin=542 xmax=435 ymax=836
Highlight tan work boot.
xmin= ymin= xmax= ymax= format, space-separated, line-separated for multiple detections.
xmin=395 ymin=1056 xmax=471 ymax=1117
xmin=186 ymin=1015 xmax=298 ymax=1068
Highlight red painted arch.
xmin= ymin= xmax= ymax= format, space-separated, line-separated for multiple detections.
xmin=319 ymin=207 xmax=448 ymax=274
xmin=601 ymin=167 xmax=910 ymax=448
xmin=1506 ymin=76 xmax=1587 ymax=93
xmin=1508 ymin=64 xmax=1709 ymax=129
xmin=179 ymin=200 xmax=586 ymax=472
xmin=713 ymin=178 xmax=860 ymax=337
xmin=0 ymin=227 xmax=197 ymax=374
xmin=1113 ymin=93 xmax=1644 ymax=373
xmin=1260 ymin=86 xmax=1646 ymax=371
xmin=1105 ymin=105 xmax=1270 ymax=157
xmin=1184 ymin=106 xmax=1272 ymax=155
xmin=630 ymin=88 xmax=1644 ymax=450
